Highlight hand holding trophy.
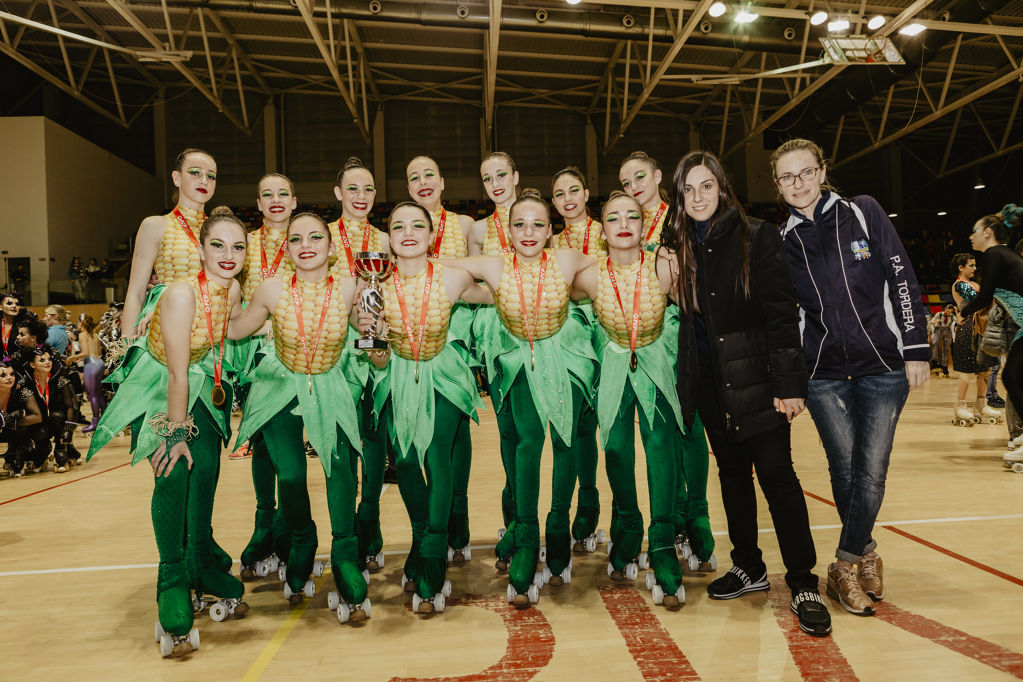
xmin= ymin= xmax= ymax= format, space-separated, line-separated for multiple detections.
xmin=353 ymin=251 xmax=395 ymax=350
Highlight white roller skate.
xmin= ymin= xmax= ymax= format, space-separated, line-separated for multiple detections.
xmin=571 ymin=529 xmax=605 ymax=554
xmin=644 ymin=572 xmax=686 ymax=607
xmin=1004 ymin=449 xmax=1023 ymax=474
xmin=412 ymin=580 xmax=452 ymax=614
xmin=541 ymin=559 xmax=573 ymax=587
xmin=241 ymin=553 xmax=279 ymax=581
xmin=976 ymin=399 xmax=1004 ymax=425
xmin=685 ymin=553 xmax=719 ymax=573
xmin=607 ymin=559 xmax=640 ymax=582
xmin=191 ymin=593 xmax=249 ymax=622
xmin=283 ymin=579 xmax=316 ymax=605
xmin=506 ymin=580 xmax=540 ymax=609
xmin=952 ymin=401 xmax=975 ymax=427
xmin=155 ymin=621 xmax=199 ymax=658
xmin=447 ymin=545 xmax=471 ymax=562
xmin=327 ymin=592 xmax=372 ymax=623
xmin=364 ymin=552 xmax=385 ymax=571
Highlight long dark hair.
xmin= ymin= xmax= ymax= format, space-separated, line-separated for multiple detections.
xmin=661 ymin=150 xmax=751 ymax=313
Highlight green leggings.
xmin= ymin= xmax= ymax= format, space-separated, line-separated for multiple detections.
xmin=603 ymin=382 xmax=683 ymax=592
xmin=151 ymin=404 xmax=241 ymax=600
xmin=240 ymin=432 xmax=280 ymax=567
xmin=448 ymin=412 xmax=472 ymax=550
xmin=675 ymin=411 xmax=714 ymax=561
xmin=262 ymin=401 xmax=365 ymax=603
xmin=394 ymin=392 xmax=461 ymax=598
xmin=497 ymin=371 xmax=582 ymax=590
xmin=571 ymin=404 xmax=601 ymax=540
xmin=357 ymin=389 xmax=387 ymax=562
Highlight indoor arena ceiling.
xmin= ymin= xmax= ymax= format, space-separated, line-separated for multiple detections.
xmin=2 ymin=0 xmax=1022 ymax=176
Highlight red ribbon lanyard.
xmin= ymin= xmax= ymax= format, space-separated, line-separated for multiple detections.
xmin=606 ymin=254 xmax=643 ymax=371
xmin=172 ymin=207 xmax=202 ymax=249
xmin=34 ymin=376 xmax=49 ymax=409
xmin=580 ymin=217 xmax=593 ymax=255
xmin=494 ymin=210 xmax=511 ymax=255
xmin=197 ymin=271 xmax=228 ymax=393
xmin=336 ymin=218 xmax=357 ymax=278
xmin=260 ymin=227 xmax=289 ymax=281
xmin=644 ymin=202 xmax=668 ymax=243
xmin=1 ymin=320 xmax=9 ymax=352
xmin=393 ymin=262 xmax=434 ymax=382
xmin=431 ymin=208 xmax=447 ymax=258
xmin=512 ymin=251 xmax=548 ymax=369
xmin=291 ymin=274 xmax=334 ymax=391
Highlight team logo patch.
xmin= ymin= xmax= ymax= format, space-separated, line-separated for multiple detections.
xmin=851 ymin=239 xmax=871 ymax=261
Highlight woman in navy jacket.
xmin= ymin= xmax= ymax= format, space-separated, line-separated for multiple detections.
xmin=771 ymin=138 xmax=929 ymax=618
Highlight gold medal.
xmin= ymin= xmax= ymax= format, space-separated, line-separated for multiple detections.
xmin=308 ymin=374 xmax=313 ymax=394
xmin=414 ymin=365 xmax=419 ymax=383
xmin=211 ymin=385 xmax=226 ymax=407
xmin=629 ymin=351 xmax=638 ymax=372
xmin=531 ymin=351 xmax=535 ymax=371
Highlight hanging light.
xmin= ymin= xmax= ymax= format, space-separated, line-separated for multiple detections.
xmin=867 ymin=15 xmax=886 ymax=30
xmin=974 ymin=178 xmax=986 ymax=190
xmin=899 ymin=23 xmax=926 ymax=36
xmin=810 ymin=11 xmax=828 ymax=26
xmin=735 ymin=10 xmax=759 ymax=24
xmin=565 ymin=0 xmax=582 ymax=5
xmin=937 ymin=211 xmax=948 ymax=216
xmin=709 ymin=2 xmax=727 ymax=18
xmin=828 ymin=18 xmax=850 ymax=32
xmin=888 ymin=213 xmax=899 ymax=218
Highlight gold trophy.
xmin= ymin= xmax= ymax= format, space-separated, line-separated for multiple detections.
xmin=353 ymin=251 xmax=395 ymax=350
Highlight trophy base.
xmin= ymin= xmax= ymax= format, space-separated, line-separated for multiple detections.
xmin=354 ymin=338 xmax=389 ymax=351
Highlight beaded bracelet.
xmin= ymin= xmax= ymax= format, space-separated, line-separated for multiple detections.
xmin=147 ymin=413 xmax=199 ymax=448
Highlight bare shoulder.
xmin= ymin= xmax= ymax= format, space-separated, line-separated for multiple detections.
xmin=137 ymin=214 xmax=168 ymax=240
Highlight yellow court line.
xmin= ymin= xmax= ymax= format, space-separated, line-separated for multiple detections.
xmin=240 ymin=574 xmax=328 ymax=682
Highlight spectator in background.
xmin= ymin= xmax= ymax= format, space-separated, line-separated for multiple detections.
xmin=11 ymin=263 xmax=29 ymax=305
xmin=928 ymin=304 xmax=954 ymax=377
xmin=43 ymin=305 xmax=71 ymax=356
xmin=68 ymin=256 xmax=86 ymax=302
xmin=99 ymin=258 xmax=113 ymax=279
xmin=85 ymin=258 xmax=101 ymax=280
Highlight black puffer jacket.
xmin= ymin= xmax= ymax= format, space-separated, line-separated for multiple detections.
xmin=676 ymin=207 xmax=807 ymax=442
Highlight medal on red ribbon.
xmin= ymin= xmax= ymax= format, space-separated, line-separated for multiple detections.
xmin=260 ymin=227 xmax=289 ymax=281
xmin=512 ymin=251 xmax=548 ymax=371
xmin=431 ymin=208 xmax=447 ymax=258
xmin=393 ymin=262 xmax=434 ymax=383
xmin=197 ymin=271 xmax=228 ymax=407
xmin=172 ymin=207 xmax=203 ymax=250
xmin=644 ymin=202 xmax=668 ymax=244
xmin=606 ymin=254 xmax=643 ymax=372
xmin=291 ymin=274 xmax=334 ymax=393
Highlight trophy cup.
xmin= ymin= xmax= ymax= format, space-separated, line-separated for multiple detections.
xmin=353 ymin=251 xmax=395 ymax=350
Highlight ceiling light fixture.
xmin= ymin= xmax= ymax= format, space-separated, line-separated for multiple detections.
xmin=867 ymin=15 xmax=886 ymax=30
xmin=937 ymin=211 xmax=948 ymax=216
xmin=709 ymin=2 xmax=727 ymax=18
xmin=888 ymin=213 xmax=898 ymax=218
xmin=565 ymin=0 xmax=582 ymax=5
xmin=735 ymin=10 xmax=759 ymax=24
xmin=827 ymin=18 xmax=850 ymax=32
xmin=899 ymin=23 xmax=926 ymax=36
xmin=974 ymin=179 xmax=986 ymax=189
xmin=810 ymin=11 xmax=828 ymax=26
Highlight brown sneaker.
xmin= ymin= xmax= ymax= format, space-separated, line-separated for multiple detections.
xmin=858 ymin=552 xmax=884 ymax=601
xmin=827 ymin=562 xmax=875 ymax=615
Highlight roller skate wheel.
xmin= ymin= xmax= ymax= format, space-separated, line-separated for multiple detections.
xmin=312 ymin=560 xmax=324 ymax=577
xmin=706 ymin=555 xmax=719 ymax=571
xmin=596 ymin=529 xmax=606 ymax=544
xmin=375 ymin=552 xmax=385 ymax=568
xmin=527 ymin=584 xmax=539 ymax=604
xmin=687 ymin=554 xmax=700 ymax=571
xmin=607 ymin=539 xmax=613 ymax=554
xmin=337 ymin=602 xmax=350 ymax=624
xmin=606 ymin=562 xmax=615 ymax=577
xmin=159 ymin=633 xmax=174 ymax=658
xmin=269 ymin=555 xmax=280 ymax=572
xmin=584 ymin=536 xmax=597 ymax=553
xmin=560 ymin=566 xmax=572 ymax=584
xmin=362 ymin=569 xmax=370 ymax=584
xmin=507 ymin=584 xmax=516 ymax=603
xmin=327 ymin=591 xmax=339 ymax=611
xmin=462 ymin=546 xmax=471 ymax=561
xmin=645 ymin=572 xmax=656 ymax=591
xmin=651 ymin=584 xmax=664 ymax=605
xmin=363 ymin=599 xmax=372 ymax=618
xmin=675 ymin=585 xmax=686 ymax=603
xmin=541 ymin=566 xmax=552 ymax=585
xmin=434 ymin=593 xmax=446 ymax=613
xmin=638 ymin=552 xmax=649 ymax=570
xmin=412 ymin=593 xmax=423 ymax=612
xmin=303 ymin=580 xmax=316 ymax=598
xmin=442 ymin=579 xmax=452 ymax=598
xmin=278 ymin=566 xmax=287 ymax=582
xmin=680 ymin=540 xmax=693 ymax=560
xmin=254 ymin=561 xmax=269 ymax=578
xmin=209 ymin=602 xmax=227 ymax=622
xmin=401 ymin=573 xmax=411 ymax=590
xmin=283 ymin=583 xmax=294 ymax=600
xmin=625 ymin=563 xmax=639 ymax=581
xmin=497 ymin=527 xmax=506 ymax=540
xmin=1014 ymin=462 xmax=1023 ymax=474
xmin=447 ymin=547 xmax=454 ymax=562
xmin=538 ymin=545 xmax=546 ymax=563
xmin=154 ymin=621 xmax=164 ymax=643
xmin=188 ymin=627 xmax=200 ymax=650
xmin=533 ymin=571 xmax=545 ymax=589
xmin=570 ymin=537 xmax=577 ymax=550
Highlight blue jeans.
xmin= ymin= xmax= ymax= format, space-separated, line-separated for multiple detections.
xmin=806 ymin=369 xmax=909 ymax=563
xmin=987 ymin=361 xmax=1001 ymax=401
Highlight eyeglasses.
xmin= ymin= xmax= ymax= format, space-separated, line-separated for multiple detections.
xmin=776 ymin=167 xmax=820 ymax=187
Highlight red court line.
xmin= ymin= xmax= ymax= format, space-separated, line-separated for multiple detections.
xmin=802 ymin=489 xmax=1023 ymax=588
xmin=0 ymin=461 xmax=130 ymax=506
xmin=875 ymin=601 xmax=1023 ymax=678
xmin=390 ymin=594 xmax=554 ymax=682
xmin=598 ymin=584 xmax=701 ymax=681
xmin=766 ymin=575 xmax=857 ymax=682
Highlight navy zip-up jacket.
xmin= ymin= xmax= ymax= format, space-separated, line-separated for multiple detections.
xmin=780 ymin=191 xmax=930 ymax=380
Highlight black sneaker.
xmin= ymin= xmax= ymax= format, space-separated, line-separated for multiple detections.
xmin=707 ymin=565 xmax=769 ymax=600
xmin=989 ymin=396 xmax=1006 ymax=408
xmin=790 ymin=589 xmax=832 ymax=637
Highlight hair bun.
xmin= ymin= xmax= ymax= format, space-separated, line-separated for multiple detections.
xmin=519 ymin=187 xmax=544 ymax=200
xmin=209 ymin=205 xmax=234 ymax=217
xmin=344 ymin=156 xmax=365 ymax=171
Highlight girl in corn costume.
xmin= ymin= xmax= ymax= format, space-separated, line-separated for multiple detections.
xmin=229 ymin=213 xmax=368 ymax=621
xmin=550 ymin=166 xmax=606 ymax=554
xmin=451 ymin=189 xmax=597 ymax=607
xmin=621 ymin=151 xmax=714 ymax=558
xmin=87 ymin=208 xmax=248 ymax=655
xmin=572 ymin=192 xmax=692 ymax=608
xmin=237 ymin=173 xmax=298 ymax=581
xmin=407 ymin=154 xmax=478 ymax=561
xmin=328 ymin=157 xmax=392 ymax=573
xmin=371 ymin=202 xmax=490 ymax=614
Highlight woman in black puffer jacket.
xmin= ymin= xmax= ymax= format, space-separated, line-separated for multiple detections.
xmin=661 ymin=150 xmax=831 ymax=637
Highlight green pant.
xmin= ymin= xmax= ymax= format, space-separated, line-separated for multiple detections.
xmin=357 ymin=389 xmax=387 ymax=563
xmin=240 ymin=432 xmax=280 ymax=567
xmin=571 ymin=403 xmax=601 ymax=540
xmin=498 ymin=371 xmax=582 ymax=589
xmin=603 ymin=382 xmax=683 ymax=592
xmin=394 ymin=392 xmax=461 ymax=598
xmin=675 ymin=411 xmax=714 ymax=560
xmin=448 ymin=412 xmax=472 ymax=550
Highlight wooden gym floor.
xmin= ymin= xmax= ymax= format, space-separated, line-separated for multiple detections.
xmin=1 ymin=374 xmax=1022 ymax=681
